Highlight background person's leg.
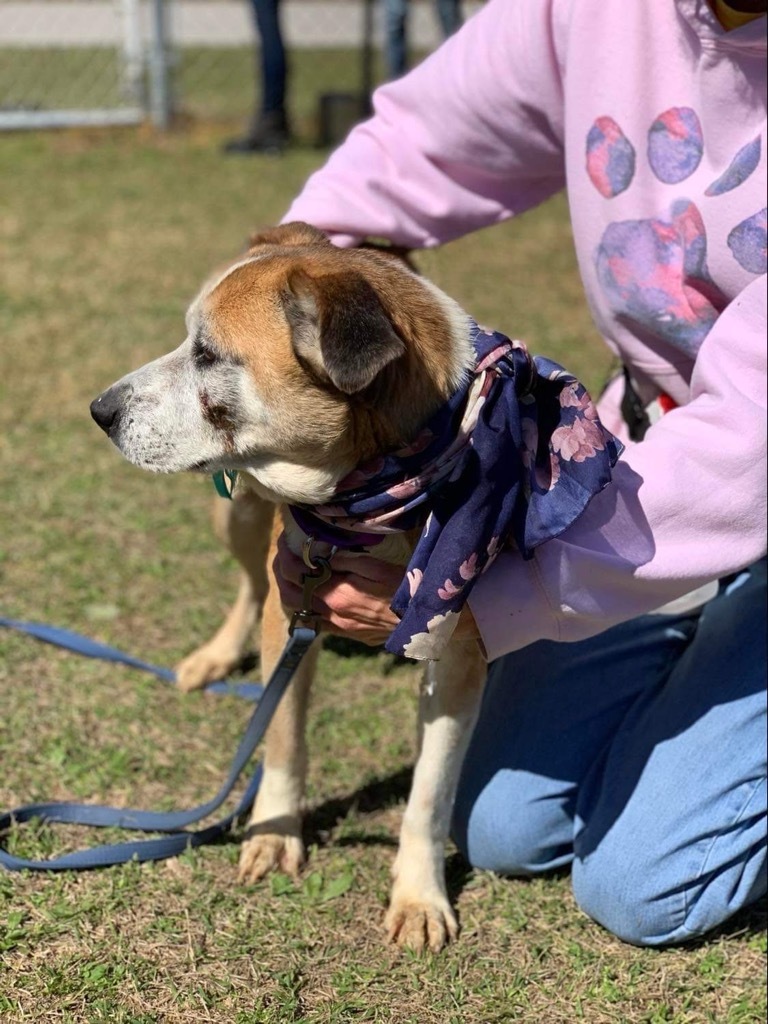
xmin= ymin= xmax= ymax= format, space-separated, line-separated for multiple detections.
xmin=224 ymin=0 xmax=290 ymax=153
xmin=383 ymin=0 xmax=409 ymax=78
xmin=434 ymin=0 xmax=462 ymax=39
xmin=452 ymin=608 xmax=701 ymax=874
xmin=572 ymin=560 xmax=767 ymax=946
xmin=252 ymin=0 xmax=288 ymax=121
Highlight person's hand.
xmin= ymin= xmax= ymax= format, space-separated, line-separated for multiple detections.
xmin=273 ymin=533 xmax=480 ymax=647
xmin=273 ymin=533 xmax=402 ymax=646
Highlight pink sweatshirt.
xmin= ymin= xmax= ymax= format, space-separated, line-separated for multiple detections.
xmin=285 ymin=0 xmax=767 ymax=660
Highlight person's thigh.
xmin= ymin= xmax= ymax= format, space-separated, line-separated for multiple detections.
xmin=452 ymin=608 xmax=700 ymax=873
xmin=572 ymin=561 xmax=767 ymax=946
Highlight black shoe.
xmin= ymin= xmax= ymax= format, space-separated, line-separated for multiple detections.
xmin=223 ymin=112 xmax=291 ymax=155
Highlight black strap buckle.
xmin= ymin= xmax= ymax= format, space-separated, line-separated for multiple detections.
xmin=620 ymin=366 xmax=651 ymax=442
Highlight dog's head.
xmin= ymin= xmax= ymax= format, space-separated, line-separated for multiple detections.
xmin=90 ymin=222 xmax=470 ymax=504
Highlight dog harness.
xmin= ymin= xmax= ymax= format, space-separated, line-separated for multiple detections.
xmin=289 ymin=321 xmax=623 ymax=661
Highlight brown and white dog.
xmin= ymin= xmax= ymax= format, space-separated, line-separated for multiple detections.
xmin=90 ymin=223 xmax=487 ymax=952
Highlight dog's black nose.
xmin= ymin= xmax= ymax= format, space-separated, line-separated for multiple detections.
xmin=90 ymin=383 xmax=131 ymax=435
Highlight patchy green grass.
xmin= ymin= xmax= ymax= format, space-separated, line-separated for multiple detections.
xmin=0 ymin=103 xmax=764 ymax=1024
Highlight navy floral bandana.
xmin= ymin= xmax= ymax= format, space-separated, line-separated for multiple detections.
xmin=290 ymin=321 xmax=623 ymax=661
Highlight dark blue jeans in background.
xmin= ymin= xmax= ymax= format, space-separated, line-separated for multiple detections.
xmin=249 ymin=0 xmax=287 ymax=116
xmin=383 ymin=0 xmax=462 ymax=79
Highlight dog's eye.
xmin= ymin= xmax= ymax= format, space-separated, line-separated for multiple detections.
xmin=194 ymin=342 xmax=219 ymax=369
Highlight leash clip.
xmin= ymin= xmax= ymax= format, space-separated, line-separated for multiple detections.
xmin=289 ymin=537 xmax=336 ymax=635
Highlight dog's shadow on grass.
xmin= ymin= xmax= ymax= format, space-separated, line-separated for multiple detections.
xmin=304 ymin=765 xmax=412 ymax=849
xmin=300 ymin=766 xmax=475 ymax=902
xmin=320 ymin=635 xmax=386 ymax=659
xmin=236 ymin=635 xmax=394 ymax=676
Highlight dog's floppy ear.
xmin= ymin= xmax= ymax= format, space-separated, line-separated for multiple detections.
xmin=248 ymin=221 xmax=330 ymax=250
xmin=283 ymin=269 xmax=405 ymax=395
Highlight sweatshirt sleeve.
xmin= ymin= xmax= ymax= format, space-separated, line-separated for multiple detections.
xmin=283 ymin=0 xmax=568 ymax=247
xmin=468 ymin=276 xmax=768 ymax=660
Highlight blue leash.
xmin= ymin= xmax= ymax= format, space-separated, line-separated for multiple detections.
xmin=0 ymin=624 xmax=318 ymax=871
xmin=0 ymin=617 xmax=264 ymax=702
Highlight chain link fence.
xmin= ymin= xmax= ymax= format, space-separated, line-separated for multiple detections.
xmin=0 ymin=0 xmax=165 ymax=128
xmin=0 ymin=0 xmax=480 ymax=134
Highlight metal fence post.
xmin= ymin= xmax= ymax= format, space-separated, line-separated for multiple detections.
xmin=119 ymin=0 xmax=145 ymax=106
xmin=148 ymin=0 xmax=172 ymax=129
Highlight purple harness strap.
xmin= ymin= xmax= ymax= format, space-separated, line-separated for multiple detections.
xmin=288 ymin=505 xmax=384 ymax=550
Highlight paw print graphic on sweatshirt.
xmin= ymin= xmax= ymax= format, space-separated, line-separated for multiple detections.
xmin=586 ymin=107 xmax=766 ymax=356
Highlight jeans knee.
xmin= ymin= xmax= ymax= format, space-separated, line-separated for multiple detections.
xmin=572 ymin=855 xmax=683 ymax=946
xmin=572 ymin=851 xmax=766 ymax=948
xmin=452 ymin=768 xmax=574 ymax=875
xmin=573 ymin=791 xmax=768 ymax=947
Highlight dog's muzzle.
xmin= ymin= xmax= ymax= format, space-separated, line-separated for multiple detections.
xmin=90 ymin=382 xmax=133 ymax=436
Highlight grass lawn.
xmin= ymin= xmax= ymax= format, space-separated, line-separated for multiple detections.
xmin=0 ymin=56 xmax=765 ymax=1023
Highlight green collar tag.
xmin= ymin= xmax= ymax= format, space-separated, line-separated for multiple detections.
xmin=212 ymin=470 xmax=238 ymax=500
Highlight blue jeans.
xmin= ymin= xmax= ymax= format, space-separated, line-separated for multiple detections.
xmin=452 ymin=559 xmax=767 ymax=946
xmin=383 ymin=0 xmax=462 ymax=79
xmin=249 ymin=0 xmax=287 ymax=116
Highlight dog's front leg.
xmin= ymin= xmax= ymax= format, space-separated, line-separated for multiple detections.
xmin=176 ymin=490 xmax=273 ymax=692
xmin=386 ymin=642 xmax=486 ymax=952
xmin=238 ymin=564 xmax=319 ymax=883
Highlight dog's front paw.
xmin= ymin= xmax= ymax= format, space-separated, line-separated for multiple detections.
xmin=384 ymin=892 xmax=459 ymax=953
xmin=237 ymin=830 xmax=305 ymax=884
xmin=175 ymin=644 xmax=242 ymax=692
